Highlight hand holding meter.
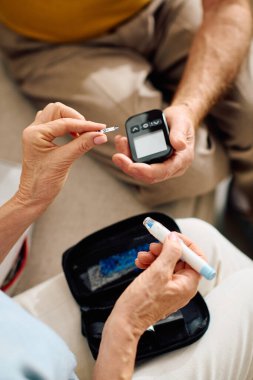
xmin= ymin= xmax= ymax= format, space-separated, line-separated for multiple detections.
xmin=125 ymin=109 xmax=173 ymax=164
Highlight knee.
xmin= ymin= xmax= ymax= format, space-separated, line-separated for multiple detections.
xmin=181 ymin=217 xmax=219 ymax=236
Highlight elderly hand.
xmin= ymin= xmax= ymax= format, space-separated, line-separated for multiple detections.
xmin=112 ymin=105 xmax=195 ymax=184
xmin=109 ymin=232 xmax=202 ymax=336
xmin=17 ymin=102 xmax=107 ymax=212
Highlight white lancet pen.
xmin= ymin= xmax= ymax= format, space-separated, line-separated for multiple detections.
xmin=143 ymin=217 xmax=216 ymax=280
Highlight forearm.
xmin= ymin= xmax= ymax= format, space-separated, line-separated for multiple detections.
xmin=172 ymin=0 xmax=252 ymax=126
xmin=93 ymin=314 xmax=140 ymax=380
xmin=0 ymin=194 xmax=44 ymax=263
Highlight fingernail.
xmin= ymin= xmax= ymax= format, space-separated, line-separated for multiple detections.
xmin=70 ymin=132 xmax=80 ymax=138
xmin=169 ymin=232 xmax=178 ymax=241
xmin=94 ymin=135 xmax=107 ymax=145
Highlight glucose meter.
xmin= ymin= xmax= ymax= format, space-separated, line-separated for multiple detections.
xmin=125 ymin=109 xmax=173 ymax=164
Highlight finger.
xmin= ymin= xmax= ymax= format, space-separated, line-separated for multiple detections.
xmin=37 ymin=118 xmax=106 ymax=139
xmin=169 ymin=234 xmax=201 ymax=285
xmin=33 ymin=102 xmax=85 ymax=125
xmin=35 ymin=110 xmax=43 ymax=120
xmin=114 ymin=135 xmax=131 ymax=157
xmin=149 ymin=242 xmax=162 ymax=256
xmin=169 ymin=126 xmax=187 ymax=151
xmin=154 ymin=233 xmax=182 ymax=273
xmin=175 ymin=232 xmax=207 ymax=261
xmin=70 ymin=131 xmax=81 ymax=139
xmin=136 ymin=251 xmax=156 ymax=267
xmin=153 ymin=234 xmax=185 ymax=272
xmin=112 ymin=154 xmax=157 ymax=183
xmin=135 ymin=259 xmax=149 ymax=270
xmin=58 ymin=130 xmax=108 ymax=161
xmin=113 ymin=148 xmax=189 ymax=183
xmin=113 ymin=156 xmax=178 ymax=183
xmin=163 ymin=110 xmax=193 ymax=150
xmin=140 ymin=155 xmax=186 ymax=181
xmin=112 ymin=153 xmax=136 ymax=174
xmin=174 ymin=265 xmax=201 ymax=286
xmin=174 ymin=260 xmax=185 ymax=272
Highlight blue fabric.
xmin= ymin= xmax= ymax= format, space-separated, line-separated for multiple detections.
xmin=0 ymin=291 xmax=78 ymax=380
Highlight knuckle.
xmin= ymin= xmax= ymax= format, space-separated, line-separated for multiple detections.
xmin=146 ymin=174 xmax=156 ymax=184
xmin=22 ymin=126 xmax=34 ymax=143
xmin=47 ymin=102 xmax=55 ymax=108
xmin=54 ymin=101 xmax=63 ymax=107
xmin=42 ymin=103 xmax=54 ymax=113
xmin=35 ymin=110 xmax=42 ymax=117
xmin=161 ymin=170 xmax=170 ymax=181
xmin=178 ymin=166 xmax=187 ymax=176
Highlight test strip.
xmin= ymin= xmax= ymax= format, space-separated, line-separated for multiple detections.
xmin=101 ymin=125 xmax=119 ymax=134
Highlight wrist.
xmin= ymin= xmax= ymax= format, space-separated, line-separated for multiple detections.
xmin=170 ymin=100 xmax=201 ymax=128
xmin=0 ymin=193 xmax=44 ymax=262
xmin=13 ymin=189 xmax=49 ymax=217
xmin=16 ymin=159 xmax=61 ymax=214
xmin=105 ymin=310 xmax=142 ymax=343
xmin=94 ymin=312 xmax=140 ymax=380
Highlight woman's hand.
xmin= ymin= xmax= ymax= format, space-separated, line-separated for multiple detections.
xmin=16 ymin=102 xmax=107 ymax=211
xmin=110 ymin=232 xmax=202 ymax=336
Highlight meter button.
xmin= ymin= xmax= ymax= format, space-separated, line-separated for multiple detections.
xmin=150 ymin=119 xmax=162 ymax=127
xmin=131 ymin=125 xmax=140 ymax=133
xmin=141 ymin=122 xmax=149 ymax=130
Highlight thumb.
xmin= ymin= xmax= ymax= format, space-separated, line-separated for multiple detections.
xmin=60 ymin=131 xmax=107 ymax=161
xmin=33 ymin=102 xmax=85 ymax=125
xmin=169 ymin=128 xmax=187 ymax=150
xmin=155 ymin=233 xmax=182 ymax=273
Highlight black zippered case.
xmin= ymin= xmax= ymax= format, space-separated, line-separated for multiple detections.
xmin=62 ymin=212 xmax=210 ymax=362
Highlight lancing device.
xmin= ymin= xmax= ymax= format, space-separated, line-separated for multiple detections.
xmin=143 ymin=217 xmax=216 ymax=280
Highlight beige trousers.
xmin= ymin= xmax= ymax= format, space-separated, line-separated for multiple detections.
xmin=15 ymin=219 xmax=253 ymax=380
xmin=0 ymin=0 xmax=253 ymax=217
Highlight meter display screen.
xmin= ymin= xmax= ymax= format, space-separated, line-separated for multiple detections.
xmin=133 ymin=130 xmax=167 ymax=159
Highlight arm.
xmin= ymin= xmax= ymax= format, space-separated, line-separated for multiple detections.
xmin=113 ymin=0 xmax=252 ymax=184
xmin=171 ymin=0 xmax=252 ymax=125
xmin=93 ymin=233 xmax=202 ymax=380
xmin=0 ymin=102 xmax=107 ymax=262
xmin=93 ymin=315 xmax=138 ymax=380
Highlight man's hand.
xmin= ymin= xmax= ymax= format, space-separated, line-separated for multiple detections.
xmin=17 ymin=102 xmax=107 ymax=211
xmin=112 ymin=104 xmax=195 ymax=184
